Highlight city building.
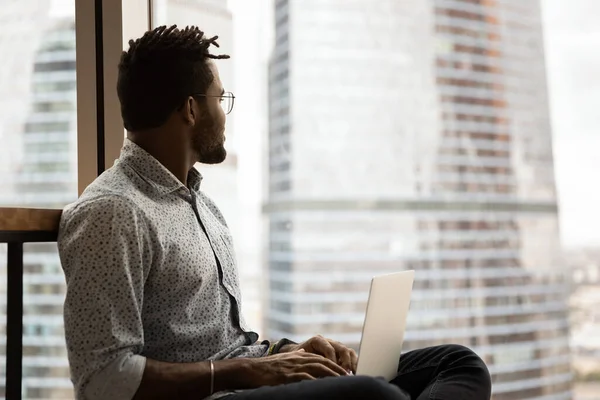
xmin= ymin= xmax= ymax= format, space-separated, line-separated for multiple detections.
xmin=0 ymin=3 xmax=77 ymax=397
xmin=568 ymin=247 xmax=600 ymax=374
xmin=264 ymin=0 xmax=572 ymax=399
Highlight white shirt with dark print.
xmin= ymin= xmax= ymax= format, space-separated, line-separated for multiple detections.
xmin=58 ymin=139 xmax=267 ymax=400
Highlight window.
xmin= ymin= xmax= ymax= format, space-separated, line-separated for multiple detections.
xmin=1 ymin=1 xmax=597 ymax=398
xmin=0 ymin=1 xmax=77 ymax=397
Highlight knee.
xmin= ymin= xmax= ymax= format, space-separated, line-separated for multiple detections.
xmin=445 ymin=344 xmax=490 ymax=371
xmin=444 ymin=344 xmax=492 ymax=394
xmin=343 ymin=376 xmax=408 ymax=400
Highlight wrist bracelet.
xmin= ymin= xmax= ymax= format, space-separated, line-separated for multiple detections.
xmin=209 ymin=360 xmax=215 ymax=395
xmin=268 ymin=342 xmax=277 ymax=356
xmin=272 ymin=338 xmax=297 ymax=354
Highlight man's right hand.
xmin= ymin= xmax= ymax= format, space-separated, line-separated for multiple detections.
xmin=245 ymin=349 xmax=350 ymax=387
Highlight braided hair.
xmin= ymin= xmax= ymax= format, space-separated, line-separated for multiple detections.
xmin=117 ymin=25 xmax=230 ymax=131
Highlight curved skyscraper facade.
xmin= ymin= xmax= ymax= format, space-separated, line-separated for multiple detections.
xmin=265 ymin=1 xmax=571 ymax=399
xmin=0 ymin=9 xmax=77 ymax=398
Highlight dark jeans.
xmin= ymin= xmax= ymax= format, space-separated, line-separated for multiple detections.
xmin=227 ymin=344 xmax=492 ymax=400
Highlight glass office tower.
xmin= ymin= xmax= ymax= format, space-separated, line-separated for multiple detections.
xmin=265 ymin=1 xmax=572 ymax=399
xmin=0 ymin=4 xmax=77 ymax=398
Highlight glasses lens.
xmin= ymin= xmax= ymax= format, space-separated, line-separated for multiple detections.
xmin=226 ymin=93 xmax=234 ymax=114
xmin=220 ymin=95 xmax=230 ymax=114
xmin=227 ymin=96 xmax=233 ymax=114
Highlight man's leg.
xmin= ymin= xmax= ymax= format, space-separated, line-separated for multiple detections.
xmin=390 ymin=344 xmax=492 ymax=400
xmin=226 ymin=375 xmax=409 ymax=400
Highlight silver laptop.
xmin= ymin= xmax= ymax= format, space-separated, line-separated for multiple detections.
xmin=355 ymin=270 xmax=415 ymax=381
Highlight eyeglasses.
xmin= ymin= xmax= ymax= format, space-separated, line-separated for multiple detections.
xmin=192 ymin=91 xmax=235 ymax=115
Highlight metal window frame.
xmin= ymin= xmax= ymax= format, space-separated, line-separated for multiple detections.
xmin=75 ymin=0 xmax=150 ymax=194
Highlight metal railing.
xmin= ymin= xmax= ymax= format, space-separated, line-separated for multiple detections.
xmin=0 ymin=208 xmax=62 ymax=400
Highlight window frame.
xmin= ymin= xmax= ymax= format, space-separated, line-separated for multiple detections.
xmin=75 ymin=0 xmax=150 ymax=193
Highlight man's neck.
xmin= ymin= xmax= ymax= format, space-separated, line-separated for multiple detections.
xmin=127 ymin=131 xmax=194 ymax=186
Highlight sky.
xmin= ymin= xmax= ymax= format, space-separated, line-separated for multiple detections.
xmin=542 ymin=0 xmax=600 ymax=248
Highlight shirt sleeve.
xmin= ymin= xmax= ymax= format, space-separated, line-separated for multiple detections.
xmin=58 ymin=195 xmax=152 ymax=400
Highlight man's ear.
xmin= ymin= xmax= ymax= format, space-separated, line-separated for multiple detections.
xmin=180 ymin=96 xmax=196 ymax=127
xmin=177 ymin=96 xmax=202 ymax=126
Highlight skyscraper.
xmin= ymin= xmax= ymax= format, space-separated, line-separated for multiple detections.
xmin=265 ymin=1 xmax=572 ymax=399
xmin=0 ymin=4 xmax=77 ymax=398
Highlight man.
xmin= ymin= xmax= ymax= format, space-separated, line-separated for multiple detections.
xmin=58 ymin=25 xmax=491 ymax=400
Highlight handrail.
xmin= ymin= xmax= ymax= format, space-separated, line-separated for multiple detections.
xmin=0 ymin=207 xmax=62 ymax=236
xmin=0 ymin=207 xmax=62 ymax=400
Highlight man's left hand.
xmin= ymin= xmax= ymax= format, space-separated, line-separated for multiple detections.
xmin=279 ymin=335 xmax=358 ymax=374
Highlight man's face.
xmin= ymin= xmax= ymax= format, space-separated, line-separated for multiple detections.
xmin=191 ymin=60 xmax=227 ymax=164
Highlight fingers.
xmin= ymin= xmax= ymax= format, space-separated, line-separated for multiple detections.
xmin=314 ymin=356 xmax=350 ymax=376
xmin=311 ymin=336 xmax=337 ymax=364
xmin=342 ymin=346 xmax=358 ymax=373
xmin=304 ymin=362 xmax=342 ymax=379
xmin=297 ymin=336 xmax=358 ymax=373
xmin=350 ymin=348 xmax=358 ymax=373
xmin=287 ymin=373 xmax=316 ymax=383
xmin=290 ymin=352 xmax=349 ymax=376
xmin=336 ymin=347 xmax=353 ymax=372
xmin=327 ymin=339 xmax=357 ymax=373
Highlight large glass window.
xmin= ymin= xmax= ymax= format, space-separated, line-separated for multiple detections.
xmin=153 ymin=0 xmax=599 ymax=398
xmin=0 ymin=1 xmax=77 ymax=398
xmin=0 ymin=0 xmax=597 ymax=399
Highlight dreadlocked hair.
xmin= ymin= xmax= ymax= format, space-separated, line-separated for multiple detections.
xmin=117 ymin=25 xmax=230 ymax=131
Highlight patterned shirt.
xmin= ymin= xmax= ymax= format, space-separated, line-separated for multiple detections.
xmin=58 ymin=139 xmax=268 ymax=400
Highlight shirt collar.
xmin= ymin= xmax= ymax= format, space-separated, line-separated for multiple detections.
xmin=117 ymin=138 xmax=203 ymax=194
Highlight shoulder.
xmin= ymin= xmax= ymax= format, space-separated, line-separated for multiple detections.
xmin=80 ymin=162 xmax=147 ymax=201
xmin=60 ymin=193 xmax=147 ymax=240
xmin=62 ymin=162 xmax=154 ymax=226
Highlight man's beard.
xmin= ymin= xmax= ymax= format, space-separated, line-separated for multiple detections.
xmin=192 ymin=113 xmax=227 ymax=164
